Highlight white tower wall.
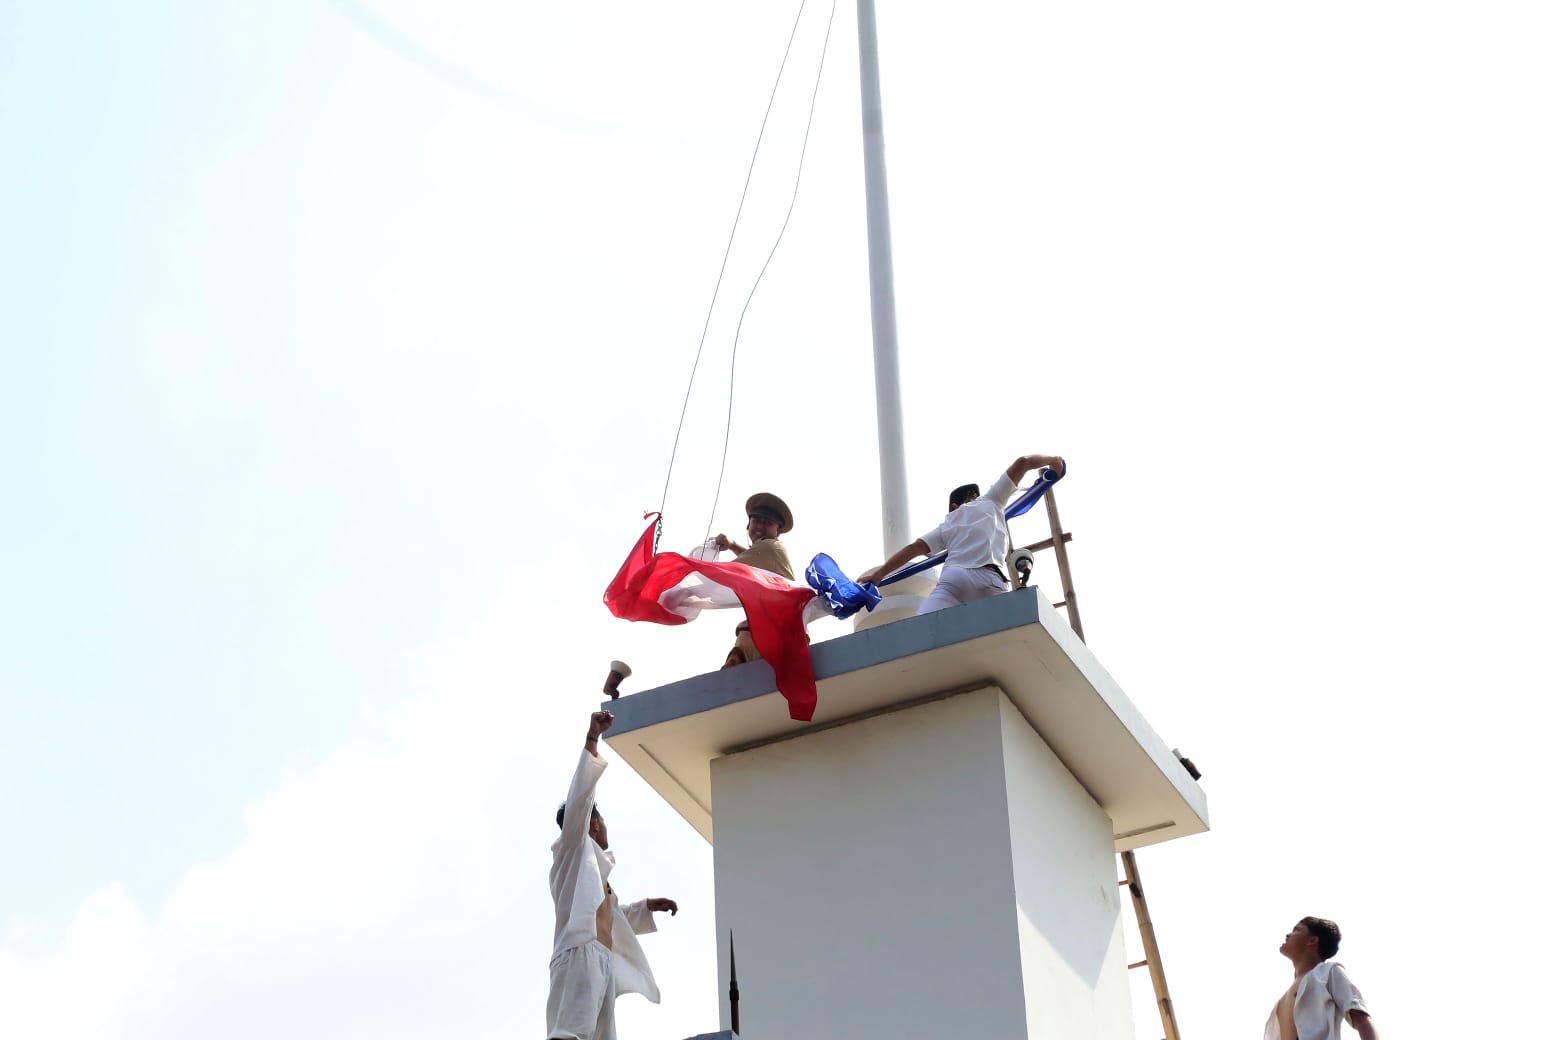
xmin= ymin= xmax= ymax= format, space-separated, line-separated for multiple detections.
xmin=709 ymin=686 xmax=1133 ymax=1039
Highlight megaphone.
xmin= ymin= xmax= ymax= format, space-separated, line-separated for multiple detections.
xmin=1009 ymin=548 xmax=1035 ymax=588
xmin=603 ymin=660 xmax=632 ymax=699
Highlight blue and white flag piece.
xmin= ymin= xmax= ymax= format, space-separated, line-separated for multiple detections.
xmin=805 ymin=553 xmax=882 ymax=620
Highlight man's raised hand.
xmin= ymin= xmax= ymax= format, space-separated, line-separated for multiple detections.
xmin=586 ymin=711 xmax=611 ymax=745
xmin=646 ymin=897 xmax=679 ymax=916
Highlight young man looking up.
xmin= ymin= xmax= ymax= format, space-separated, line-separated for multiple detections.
xmin=857 ymin=454 xmax=1064 ymax=615
xmin=548 ymin=710 xmax=678 ymax=1040
xmin=1266 ymin=916 xmax=1378 ymax=1040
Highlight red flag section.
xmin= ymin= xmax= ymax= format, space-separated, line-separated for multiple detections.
xmin=603 ymin=514 xmax=820 ymax=721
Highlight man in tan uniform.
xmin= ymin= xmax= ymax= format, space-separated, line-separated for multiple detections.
xmin=713 ymin=492 xmax=794 ymax=668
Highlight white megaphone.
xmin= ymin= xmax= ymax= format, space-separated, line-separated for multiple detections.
xmin=1008 ymin=548 xmax=1035 ymax=588
xmin=603 ymin=660 xmax=632 ymax=699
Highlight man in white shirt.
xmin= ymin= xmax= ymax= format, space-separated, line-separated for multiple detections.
xmin=549 ymin=710 xmax=679 ymax=1040
xmin=1265 ymin=916 xmax=1378 ymax=1040
xmin=857 ymin=453 xmax=1065 ymax=615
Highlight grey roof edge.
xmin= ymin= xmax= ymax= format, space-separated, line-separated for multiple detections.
xmin=602 ymin=588 xmax=1050 ymax=733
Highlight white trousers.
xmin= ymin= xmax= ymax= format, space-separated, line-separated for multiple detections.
xmin=917 ymin=565 xmax=1008 ymax=615
xmin=547 ymin=941 xmax=615 ymax=1040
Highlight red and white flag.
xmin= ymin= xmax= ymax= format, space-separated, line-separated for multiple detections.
xmin=603 ymin=514 xmax=820 ymax=721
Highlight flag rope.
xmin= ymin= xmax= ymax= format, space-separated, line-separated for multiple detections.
xmin=700 ymin=0 xmax=839 ymax=549
xmin=657 ymin=0 xmax=816 ymax=524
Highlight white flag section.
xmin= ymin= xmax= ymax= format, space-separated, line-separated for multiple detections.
xmin=603 ymin=516 xmax=825 ymax=720
xmin=660 ymin=542 xmax=832 ymax=625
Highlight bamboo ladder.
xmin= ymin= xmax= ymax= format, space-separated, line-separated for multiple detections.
xmin=1016 ymin=489 xmax=1184 ymax=1040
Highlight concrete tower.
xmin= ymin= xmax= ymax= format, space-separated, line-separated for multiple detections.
xmin=604 ymin=589 xmax=1208 ymax=1038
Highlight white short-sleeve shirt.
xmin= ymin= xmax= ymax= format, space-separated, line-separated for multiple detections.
xmin=919 ymin=472 xmax=1017 ymax=571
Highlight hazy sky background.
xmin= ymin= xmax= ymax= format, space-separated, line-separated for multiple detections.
xmin=2 ymin=1 xmax=1555 ymax=1036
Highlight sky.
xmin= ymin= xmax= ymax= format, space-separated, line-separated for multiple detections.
xmin=1 ymin=0 xmax=1555 ymax=1036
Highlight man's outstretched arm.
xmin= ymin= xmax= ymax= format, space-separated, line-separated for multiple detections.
xmin=1005 ymin=454 xmax=1066 ymax=485
xmin=622 ymin=897 xmax=679 ymax=935
xmin=857 ymin=539 xmax=931 ymax=586
xmin=713 ymin=534 xmax=748 ymax=554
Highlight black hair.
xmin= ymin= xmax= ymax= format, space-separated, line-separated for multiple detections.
xmin=557 ymin=803 xmax=602 ymax=829
xmin=948 ymin=483 xmax=981 ymax=511
xmin=1299 ymin=916 xmax=1342 ymax=960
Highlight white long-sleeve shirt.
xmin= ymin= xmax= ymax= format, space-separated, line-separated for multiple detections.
xmin=549 ymin=749 xmax=661 ymax=1002
xmin=1264 ymin=961 xmax=1369 ymax=1040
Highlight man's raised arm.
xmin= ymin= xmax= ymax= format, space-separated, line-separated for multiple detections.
xmin=558 ymin=711 xmax=613 ymax=848
xmin=584 ymin=709 xmax=611 ymax=759
xmin=1004 ymin=454 xmax=1066 ymax=486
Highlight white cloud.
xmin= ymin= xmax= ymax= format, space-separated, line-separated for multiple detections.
xmin=2 ymin=567 xmax=719 ymax=1040
xmin=0 ymin=885 xmax=149 ymax=1040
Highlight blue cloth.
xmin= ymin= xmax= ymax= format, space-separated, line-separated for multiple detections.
xmin=805 ymin=553 xmax=882 ymax=619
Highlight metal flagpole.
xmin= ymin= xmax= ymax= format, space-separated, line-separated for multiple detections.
xmin=856 ymin=0 xmax=911 ymax=556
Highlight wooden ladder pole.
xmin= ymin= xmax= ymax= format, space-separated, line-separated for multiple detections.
xmin=1042 ymin=487 xmax=1183 ymax=1040
xmin=1043 ymin=488 xmax=1084 ymax=640
xmin=1121 ymin=849 xmax=1183 ymax=1040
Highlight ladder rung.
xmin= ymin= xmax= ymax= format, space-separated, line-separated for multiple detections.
xmin=1128 ymin=960 xmax=1149 ymax=969
xmin=1053 ymin=601 xmax=1066 ymax=609
xmin=1020 ymin=533 xmax=1073 ymax=553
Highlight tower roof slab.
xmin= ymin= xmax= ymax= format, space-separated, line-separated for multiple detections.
xmin=603 ymin=588 xmax=1209 ymax=852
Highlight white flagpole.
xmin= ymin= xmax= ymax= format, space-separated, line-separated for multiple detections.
xmin=856 ymin=0 xmax=911 ymax=556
